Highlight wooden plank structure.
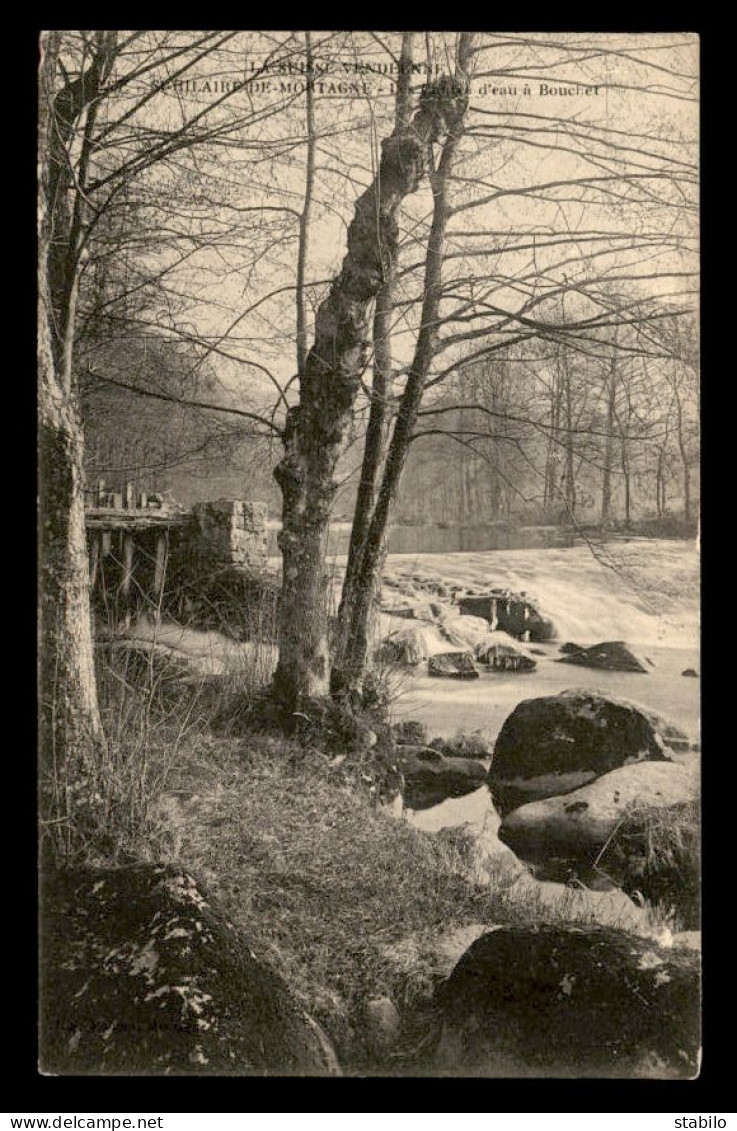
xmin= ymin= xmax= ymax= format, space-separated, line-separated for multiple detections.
xmin=84 ymin=484 xmax=269 ymax=630
xmin=84 ymin=480 xmax=189 ymax=618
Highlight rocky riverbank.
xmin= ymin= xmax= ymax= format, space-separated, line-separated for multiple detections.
xmin=42 ymin=538 xmax=699 ymax=1076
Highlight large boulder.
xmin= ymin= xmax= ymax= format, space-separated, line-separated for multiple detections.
xmin=39 ymin=864 xmax=340 ymax=1076
xmin=378 ymin=623 xmax=446 ymax=665
xmin=395 ymin=745 xmax=486 ymax=810
xmin=432 ymin=924 xmax=700 ymax=1077
xmin=458 ymin=590 xmax=555 ymax=642
xmin=475 ymin=641 xmax=536 ymax=672
xmin=428 ymin=652 xmax=479 ymax=679
xmin=488 ymin=690 xmax=686 ymax=816
xmin=498 ymin=760 xmax=699 ymax=885
xmin=437 ymin=614 xmax=498 ymax=651
xmin=557 ymin=640 xmax=649 ymax=673
xmin=361 ymin=997 xmax=402 ymax=1058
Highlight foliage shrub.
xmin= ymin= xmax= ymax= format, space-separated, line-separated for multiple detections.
xmin=393 ymin=719 xmax=429 ymax=746
xmin=429 ymin=729 xmax=491 ymax=758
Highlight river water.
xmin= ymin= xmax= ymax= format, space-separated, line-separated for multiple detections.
xmin=267 ymin=522 xmax=575 ymax=558
xmin=392 ymin=641 xmax=701 ymax=746
xmin=396 ymin=641 xmax=700 ymax=920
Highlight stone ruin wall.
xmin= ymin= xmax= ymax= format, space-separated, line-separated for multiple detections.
xmin=187 ymin=499 xmax=269 ymax=573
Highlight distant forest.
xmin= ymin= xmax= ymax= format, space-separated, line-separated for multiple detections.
xmin=82 ymin=323 xmax=699 ymax=530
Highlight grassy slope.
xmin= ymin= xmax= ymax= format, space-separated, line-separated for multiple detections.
xmin=132 ymin=724 xmax=680 ymax=1069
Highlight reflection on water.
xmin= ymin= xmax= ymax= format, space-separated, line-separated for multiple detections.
xmin=407 ymin=783 xmax=498 ymax=835
xmin=266 ymin=523 xmax=575 ymax=558
xmin=406 ymin=783 xmax=523 ymax=870
xmin=403 ymin=783 xmax=650 ymax=930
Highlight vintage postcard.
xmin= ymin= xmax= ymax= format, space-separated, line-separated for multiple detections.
xmin=38 ymin=31 xmax=700 ymax=1079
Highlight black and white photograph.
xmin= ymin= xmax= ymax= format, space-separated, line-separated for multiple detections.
xmin=37 ymin=30 xmax=700 ymax=1079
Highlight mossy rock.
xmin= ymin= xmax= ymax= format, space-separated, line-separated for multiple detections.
xmin=557 ymin=640 xmax=649 ymax=673
xmin=428 ymin=652 xmax=479 ymax=679
xmin=488 ymin=691 xmax=683 ymax=816
xmin=432 ymin=924 xmax=700 ymax=1077
xmin=39 ymin=863 xmax=340 ymax=1076
xmin=396 ymin=745 xmax=485 ymax=810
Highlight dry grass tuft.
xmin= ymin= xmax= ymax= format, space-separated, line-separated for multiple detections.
xmin=597 ymin=798 xmax=700 ymax=930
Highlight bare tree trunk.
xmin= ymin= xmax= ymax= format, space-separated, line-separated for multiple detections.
xmin=563 ymin=354 xmax=576 ymax=520
xmin=621 ymin=443 xmax=631 ymax=525
xmin=295 ymin=31 xmax=316 ymax=377
xmin=488 ymin=384 xmax=503 ymax=520
xmin=673 ymin=382 xmax=692 ymax=524
xmin=601 ymin=352 xmax=617 ymax=525
xmin=543 ymin=370 xmax=561 ymax=516
xmin=330 ymin=36 xmax=473 ymax=698
xmin=463 ymin=454 xmax=475 ymax=525
xmin=39 ymin=331 xmax=105 ymax=781
xmin=273 ymin=65 xmax=467 ymax=711
xmin=332 ymin=284 xmax=395 ymax=688
xmin=38 ymin=33 xmax=107 ymax=855
xmin=613 ymin=381 xmax=633 ymax=527
xmin=459 ymin=414 xmax=470 ymax=524
xmin=331 ymin=35 xmax=414 ymax=696
xmin=656 ymin=450 xmax=666 ymax=516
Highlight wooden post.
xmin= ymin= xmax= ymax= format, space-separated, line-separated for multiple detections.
xmin=112 ymin=493 xmax=124 ymax=559
xmin=153 ymin=531 xmax=168 ymax=621
xmin=120 ymin=533 xmax=134 ymax=630
xmin=89 ymin=535 xmax=100 ymax=590
xmin=121 ymin=534 xmax=134 ymax=596
xmin=125 ymin=481 xmax=134 ymax=509
xmin=139 ymin=490 xmax=148 ymax=509
xmin=97 ymin=478 xmax=106 ymax=507
xmin=101 ymin=530 xmax=112 ymax=557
